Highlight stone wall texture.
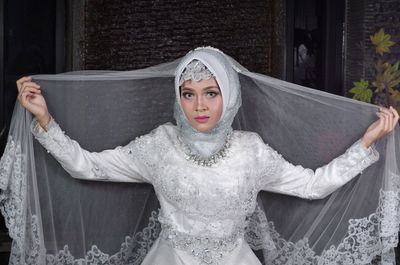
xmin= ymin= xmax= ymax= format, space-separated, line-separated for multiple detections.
xmin=81 ymin=0 xmax=275 ymax=74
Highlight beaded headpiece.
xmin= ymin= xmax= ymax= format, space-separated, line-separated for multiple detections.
xmin=178 ymin=60 xmax=215 ymax=86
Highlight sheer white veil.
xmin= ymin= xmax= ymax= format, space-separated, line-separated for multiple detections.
xmin=0 ymin=46 xmax=399 ymax=264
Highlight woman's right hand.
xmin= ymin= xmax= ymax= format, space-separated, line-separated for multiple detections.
xmin=17 ymin=76 xmax=51 ymax=128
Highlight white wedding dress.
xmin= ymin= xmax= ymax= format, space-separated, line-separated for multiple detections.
xmin=31 ymin=117 xmax=379 ymax=265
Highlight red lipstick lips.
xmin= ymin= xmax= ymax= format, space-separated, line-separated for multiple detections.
xmin=195 ymin=116 xmax=210 ymax=123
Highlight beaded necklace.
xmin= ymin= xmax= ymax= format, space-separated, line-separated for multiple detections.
xmin=178 ymin=132 xmax=233 ymax=167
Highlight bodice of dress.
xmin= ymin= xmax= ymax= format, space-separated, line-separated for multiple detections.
xmin=124 ymin=127 xmax=262 ymax=263
xmin=30 ymin=118 xmax=380 ymax=264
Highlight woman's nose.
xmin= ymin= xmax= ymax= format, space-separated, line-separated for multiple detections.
xmin=195 ymin=96 xmax=207 ymax=111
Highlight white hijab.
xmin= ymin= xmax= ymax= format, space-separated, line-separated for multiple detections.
xmin=173 ymin=47 xmax=242 ymax=158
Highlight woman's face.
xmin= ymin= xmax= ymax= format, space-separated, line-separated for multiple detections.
xmin=180 ymin=77 xmax=223 ymax=132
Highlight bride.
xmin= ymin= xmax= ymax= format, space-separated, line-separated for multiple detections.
xmin=14 ymin=47 xmax=399 ymax=264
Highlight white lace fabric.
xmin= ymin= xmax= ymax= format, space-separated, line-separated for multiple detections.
xmin=25 ymin=117 xmax=380 ymax=264
xmin=0 ymin=136 xmax=25 ymax=250
xmin=179 ymin=60 xmax=214 ymax=86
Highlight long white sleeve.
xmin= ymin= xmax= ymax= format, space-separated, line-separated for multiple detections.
xmin=31 ymin=117 xmax=153 ymax=183
xmin=257 ymin=136 xmax=380 ymax=199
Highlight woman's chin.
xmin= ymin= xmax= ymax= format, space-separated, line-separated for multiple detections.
xmin=191 ymin=123 xmax=215 ymax=132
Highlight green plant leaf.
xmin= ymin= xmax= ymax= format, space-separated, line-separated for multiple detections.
xmin=389 ymin=88 xmax=400 ymax=101
xmin=349 ymin=79 xmax=373 ymax=103
xmin=373 ymin=61 xmax=400 ymax=91
xmin=392 ymin=62 xmax=400 ymax=71
xmin=389 ymin=79 xmax=400 ymax=88
xmin=370 ymin=28 xmax=396 ymax=55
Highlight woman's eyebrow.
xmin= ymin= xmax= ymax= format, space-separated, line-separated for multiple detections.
xmin=202 ymin=86 xmax=220 ymax=90
xmin=181 ymin=86 xmax=220 ymax=91
xmin=181 ymin=87 xmax=194 ymax=91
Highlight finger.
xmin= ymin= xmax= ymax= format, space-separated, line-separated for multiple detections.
xmin=389 ymin=106 xmax=399 ymax=130
xmin=21 ymin=89 xmax=35 ymax=98
xmin=20 ymin=91 xmax=33 ymax=105
xmin=20 ymin=83 xmax=41 ymax=96
xmin=390 ymin=106 xmax=399 ymax=120
xmin=16 ymin=76 xmax=32 ymax=90
xmin=389 ymin=112 xmax=394 ymax=132
xmin=16 ymin=77 xmax=34 ymax=93
xmin=376 ymin=113 xmax=385 ymax=129
xmin=379 ymin=107 xmax=392 ymax=116
xmin=377 ymin=111 xmax=388 ymax=119
xmin=387 ymin=106 xmax=394 ymax=132
xmin=378 ymin=111 xmax=389 ymax=133
xmin=380 ymin=108 xmax=394 ymax=132
xmin=21 ymin=86 xmax=41 ymax=96
xmin=384 ymin=111 xmax=391 ymax=132
xmin=22 ymin=90 xmax=39 ymax=102
xmin=25 ymin=91 xmax=35 ymax=100
xmin=21 ymin=82 xmax=40 ymax=90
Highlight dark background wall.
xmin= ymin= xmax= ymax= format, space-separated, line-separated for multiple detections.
xmin=79 ymin=0 xmax=346 ymax=95
xmin=81 ymin=0 xmax=275 ymax=73
xmin=0 ymin=0 xmax=62 ymax=262
xmin=0 ymin=0 xmax=63 ymax=149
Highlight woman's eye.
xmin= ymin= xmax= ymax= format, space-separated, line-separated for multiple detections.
xmin=182 ymin=92 xmax=193 ymax=99
xmin=206 ymin=91 xmax=218 ymax=98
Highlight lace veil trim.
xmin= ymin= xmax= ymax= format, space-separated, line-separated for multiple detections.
xmin=1 ymin=136 xmax=399 ymax=264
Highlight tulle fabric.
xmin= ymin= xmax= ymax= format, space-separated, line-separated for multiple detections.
xmin=0 ymin=49 xmax=399 ymax=265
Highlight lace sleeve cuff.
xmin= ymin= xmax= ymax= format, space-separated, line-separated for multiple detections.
xmin=30 ymin=117 xmax=71 ymax=158
xmin=348 ymin=139 xmax=380 ymax=168
xmin=31 ymin=117 xmax=59 ymax=138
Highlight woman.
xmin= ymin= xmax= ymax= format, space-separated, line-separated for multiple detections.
xmin=12 ymin=47 xmax=400 ymax=264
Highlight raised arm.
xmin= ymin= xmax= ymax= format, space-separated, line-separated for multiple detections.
xmin=257 ymin=107 xmax=398 ymax=199
xmin=31 ymin=117 xmax=152 ymax=182
xmin=257 ymin=138 xmax=379 ymax=199
xmin=17 ymin=76 xmax=152 ymax=183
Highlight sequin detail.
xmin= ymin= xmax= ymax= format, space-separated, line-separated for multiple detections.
xmin=179 ymin=59 xmax=214 ymax=86
xmin=92 ymin=164 xmax=109 ymax=179
xmin=161 ymin=224 xmax=242 ymax=265
xmin=178 ymin=132 xmax=233 ymax=167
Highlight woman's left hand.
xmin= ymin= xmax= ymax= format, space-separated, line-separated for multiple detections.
xmin=361 ymin=106 xmax=399 ymax=147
